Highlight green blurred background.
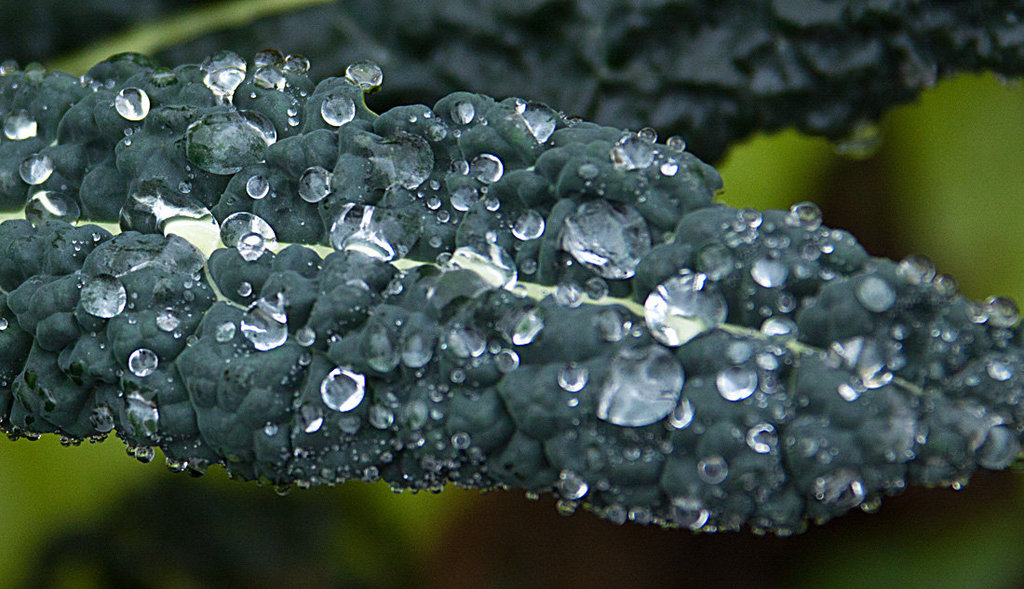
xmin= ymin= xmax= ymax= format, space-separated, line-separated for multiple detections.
xmin=1 ymin=1 xmax=1023 ymax=587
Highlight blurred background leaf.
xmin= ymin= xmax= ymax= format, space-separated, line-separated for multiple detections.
xmin=0 ymin=1 xmax=1022 ymax=588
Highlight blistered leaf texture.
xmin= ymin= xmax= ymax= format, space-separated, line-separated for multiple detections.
xmin=0 ymin=52 xmax=1021 ymax=535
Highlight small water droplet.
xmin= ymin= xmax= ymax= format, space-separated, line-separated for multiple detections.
xmin=697 ymin=455 xmax=729 ymax=484
xmin=750 ymin=258 xmax=788 ymax=288
xmin=81 ymin=274 xmax=127 ymax=318
xmin=345 ymin=61 xmax=383 ymax=90
xmin=215 ymin=321 xmax=236 ymax=342
xmin=156 ymin=308 xmax=180 ymax=332
xmin=283 ymin=54 xmax=310 ymax=73
xmin=298 ymin=404 xmax=324 ymax=434
xmin=668 ymin=398 xmax=695 ymax=429
xmin=746 ymin=423 xmax=776 ymax=453
xmin=558 ymin=364 xmax=589 ymax=392
xmin=330 ymin=203 xmax=414 ymax=262
xmin=19 ymin=153 xmax=53 ymax=185
xmin=610 ymin=133 xmax=655 ymax=171
xmin=512 ymin=209 xmax=545 ymax=241
xmin=897 ymin=254 xmax=936 ymax=285
xmin=557 ymin=470 xmax=589 ymax=500
xmin=985 ymin=296 xmax=1019 ymax=328
xmin=986 ymin=357 xmax=1014 ymax=382
xmin=450 ymin=186 xmax=478 ymax=212
xmin=221 ymin=212 xmax=277 ymax=260
xmin=128 ymin=348 xmax=159 ymax=377
xmin=114 ymin=87 xmax=150 ymax=121
xmin=787 ymin=201 xmax=822 ymax=230
xmin=666 ymin=136 xmax=687 ymax=152
xmin=241 ymin=294 xmax=288 ymax=351
xmin=245 ymin=174 xmax=270 ymax=200
xmin=510 ymin=307 xmax=544 ymax=346
xmin=471 ymin=153 xmax=504 ymax=184
xmin=494 ymin=348 xmax=520 ymax=373
xmin=3 ymin=109 xmax=36 ymax=140
xmin=451 ymin=101 xmax=475 ymax=125
xmin=519 ymin=102 xmax=557 ymax=143
xmin=446 ymin=243 xmax=517 ymax=289
xmin=298 ymin=165 xmax=333 ymax=203
xmin=716 ymin=365 xmax=758 ymax=401
xmin=644 ymin=270 xmax=727 ymax=346
xmin=321 ymin=93 xmax=356 ymax=126
xmin=321 ymin=367 xmax=366 ymax=412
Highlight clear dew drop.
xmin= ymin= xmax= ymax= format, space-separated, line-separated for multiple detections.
xmin=471 ymin=153 xmax=504 ymax=184
xmin=81 ymin=274 xmax=127 ymax=319
xmin=246 ymin=174 xmax=270 ymax=199
xmin=716 ymin=365 xmax=758 ymax=401
xmin=283 ymin=54 xmax=310 ymax=74
xmin=519 ymin=102 xmax=557 ymax=143
xmin=558 ymin=364 xmax=589 ymax=392
xmin=644 ymin=270 xmax=727 ymax=346
xmin=345 ymin=61 xmax=383 ymax=90
xmin=557 ymin=470 xmax=589 ymax=500
xmin=750 ymin=258 xmax=788 ymax=288
xmin=856 ymin=276 xmax=897 ymax=313
xmin=298 ymin=404 xmax=324 ymax=434
xmin=668 ymin=398 xmax=695 ymax=429
xmin=330 ymin=203 xmax=407 ymax=262
xmin=697 ymin=455 xmax=729 ymax=485
xmin=445 ymin=324 xmax=487 ymax=359
xmin=240 ymin=294 xmax=288 ymax=351
xmin=671 ymin=497 xmax=709 ymax=530
xmin=185 ymin=112 xmax=267 ymax=175
xmin=114 ymin=87 xmax=150 ymax=121
xmin=90 ymin=406 xmax=115 ymax=433
xmin=451 ymin=101 xmax=475 ymax=125
xmin=788 ymin=201 xmax=822 ymax=230
xmin=156 ymin=308 xmax=180 ymax=332
xmin=19 ymin=153 xmax=54 ymax=185
xmin=369 ymin=405 xmax=394 ymax=429
xmin=596 ymin=346 xmax=684 ymax=427
xmin=813 ymin=469 xmax=866 ymax=509
xmin=126 ymin=393 xmax=159 ymax=436
xmin=401 ymin=330 xmax=435 ymax=368
xmin=450 ymin=186 xmax=479 ymax=212
xmin=3 ymin=109 xmax=36 ymax=140
xmin=321 ymin=367 xmax=366 ymax=412
xmin=237 ymin=281 xmax=253 ymax=297
xmin=985 ymin=296 xmax=1020 ymax=328
xmin=610 ymin=133 xmax=655 ymax=171
xmin=746 ymin=423 xmax=777 ymax=453
xmin=897 ymin=254 xmax=936 ymax=285
xmin=321 ymin=93 xmax=356 ymax=126
xmin=446 ymin=244 xmax=517 ymax=289
xmin=666 ymin=136 xmax=687 ymax=151
xmin=986 ymin=357 xmax=1014 ymax=382
xmin=511 ymin=307 xmax=544 ymax=346
xmin=495 ymin=348 xmax=520 ymax=373
xmin=25 ymin=191 xmax=80 ymax=226
xmin=512 ymin=209 xmax=545 ymax=241
xmin=239 ymin=109 xmax=278 ymax=146
xmin=659 ymin=160 xmax=679 ymax=176
xmin=128 ymin=348 xmax=159 ymax=377
xmin=221 ymin=212 xmax=277 ymax=259
xmin=561 ymin=200 xmax=651 ymax=279
xmin=298 ymin=166 xmax=333 ymax=203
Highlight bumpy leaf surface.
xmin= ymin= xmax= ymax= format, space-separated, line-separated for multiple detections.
xmin=0 ymin=52 xmax=1021 ymax=534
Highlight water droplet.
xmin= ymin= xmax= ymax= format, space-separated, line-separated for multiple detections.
xmin=111 ymin=89 xmax=152 ymax=125
xmin=577 ymin=162 xmax=600 ymax=180
xmin=81 ymin=274 xmax=127 ymax=318
xmin=597 ymin=346 xmax=683 ymax=427
xmin=813 ymin=469 xmax=866 ymax=509
xmin=750 ymin=258 xmax=788 ymax=288
xmin=471 ymin=153 xmax=504 ymax=184
xmin=450 ymin=431 xmax=472 ymax=450
xmin=746 ymin=423 xmax=776 ymax=453
xmin=369 ymin=405 xmax=394 ymax=429
xmin=659 ymin=160 xmax=679 ymax=176
xmin=554 ymin=281 xmax=583 ymax=308
xmin=24 ymin=191 xmax=80 ymax=226
xmin=321 ymin=367 xmax=366 ymax=412
xmin=697 ymin=455 xmax=729 ymax=484
xmin=584 ymin=276 xmax=608 ymax=300
xmin=239 ymin=109 xmax=278 ymax=146
xmin=445 ymin=324 xmax=487 ymax=358
xmin=128 ymin=348 xmax=158 ymax=377
xmin=513 ymin=209 xmax=545 ymax=240
xmin=215 ymin=321 xmax=236 ymax=342
xmin=90 ymin=406 xmax=115 ymax=433
xmin=666 ymin=136 xmax=687 ymax=152
xmin=186 ymin=112 xmax=267 ymax=175
xmin=283 ymin=54 xmax=310 ymax=73
xmin=241 ymin=295 xmax=288 ymax=351
xmin=671 ymin=497 xmax=709 ymax=530
xmin=761 ymin=316 xmax=797 ymax=338
xmin=644 ymin=270 xmax=727 ymax=346
xmin=221 ymin=212 xmax=277 ymax=260
xmin=126 ymin=392 xmax=159 ymax=437
xmin=298 ymin=403 xmax=324 ymax=434
xmin=856 ymin=276 xmax=896 ymax=312
xmin=985 ymin=296 xmax=1019 ymax=327
xmin=716 ymin=365 xmax=758 ymax=401
xmin=245 ymin=174 xmax=270 ymax=199
xmin=495 ymin=348 xmax=520 ymax=373
xmin=557 ymin=470 xmax=589 ymax=500
xmin=237 ymin=281 xmax=253 ymax=297
xmin=561 ymin=200 xmax=651 ymax=279
xmin=369 ymin=131 xmax=433 ymax=190
xmin=510 ymin=307 xmax=544 ymax=346
xmin=897 ymin=254 xmax=936 ymax=285
xmin=788 ymin=201 xmax=822 ymax=230
xmin=3 ymin=109 xmax=36 ymax=140
xmin=977 ymin=425 xmax=1021 ymax=469
xmin=986 ymin=357 xmax=1014 ymax=382
xmin=558 ymin=364 xmax=589 ymax=392
xmin=19 ymin=153 xmax=53 ymax=185
xmin=201 ymin=51 xmax=246 ymax=103
xmin=401 ymin=330 xmax=435 ymax=368
xmin=519 ymin=103 xmax=557 ymax=143
xmin=638 ymin=127 xmax=658 ymax=143
xmin=264 ymin=422 xmax=279 ymax=436
xmin=156 ymin=308 xmax=180 ymax=332
xmin=297 ymin=166 xmax=333 ymax=203
xmin=345 ymin=61 xmax=383 ymax=90
xmin=253 ymin=65 xmax=286 ymax=91
xmin=450 ymin=186 xmax=478 ymax=212
xmin=319 ymin=92 xmax=356 ymax=127
xmin=330 ymin=203 xmax=414 ymax=262
xmin=451 ymin=101 xmax=475 ymax=125
xmin=610 ymin=133 xmax=655 ymax=171
xmin=446 ymin=244 xmax=517 ymax=289
xmin=668 ymin=398 xmax=695 ymax=429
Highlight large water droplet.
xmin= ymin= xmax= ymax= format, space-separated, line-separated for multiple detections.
xmin=3 ymin=109 xmax=36 ymax=140
xmin=856 ymin=276 xmax=896 ymax=312
xmin=201 ymin=51 xmax=246 ymax=103
xmin=114 ymin=87 xmax=150 ymax=121
xmin=750 ymin=258 xmax=788 ymax=288
xmin=25 ymin=191 xmax=79 ymax=226
xmin=445 ymin=324 xmax=486 ymax=359
xmin=186 ymin=112 xmax=267 ymax=174
xmin=126 ymin=392 xmax=159 ymax=436
xmin=446 ymin=244 xmax=517 ymax=289
xmin=81 ymin=274 xmax=127 ymax=318
xmin=221 ymin=212 xmax=277 ymax=261
xmin=451 ymin=101 xmax=475 ymax=125
xmin=19 ymin=153 xmax=53 ymax=185
xmin=716 ymin=365 xmax=758 ymax=401
xmin=471 ymin=153 xmax=504 ymax=184
xmin=401 ymin=329 xmax=436 ymax=368
xmin=520 ymin=102 xmax=557 ymax=143
xmin=345 ymin=61 xmax=383 ymax=90
xmin=246 ymin=174 xmax=270 ymax=199
xmin=512 ymin=209 xmax=545 ymax=241
xmin=644 ymin=271 xmax=727 ymax=346
xmin=241 ymin=294 xmax=288 ymax=351
xmin=369 ymin=131 xmax=433 ymax=190
xmin=128 ymin=348 xmax=159 ymax=377
xmin=321 ymin=93 xmax=355 ymax=126
xmin=561 ymin=200 xmax=651 ymax=279
xmin=297 ymin=166 xmax=333 ymax=203
xmin=787 ymin=201 xmax=822 ymax=230
xmin=450 ymin=186 xmax=478 ymax=212
xmin=330 ymin=203 xmax=416 ymax=262
xmin=321 ymin=367 xmax=366 ymax=412
xmin=610 ymin=133 xmax=655 ymax=171
xmin=985 ymin=296 xmax=1020 ymax=328
xmin=596 ymin=346 xmax=684 ymax=427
